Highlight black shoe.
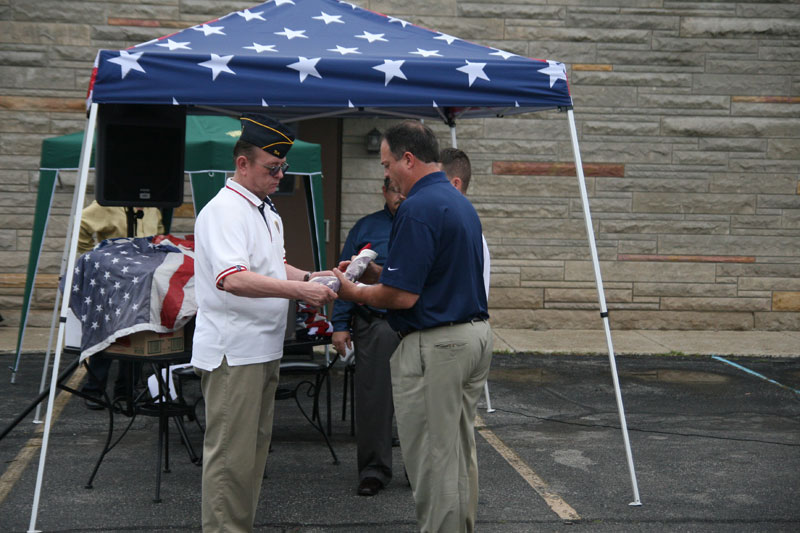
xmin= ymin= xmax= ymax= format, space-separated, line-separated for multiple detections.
xmin=83 ymin=391 xmax=105 ymax=410
xmin=357 ymin=477 xmax=384 ymax=497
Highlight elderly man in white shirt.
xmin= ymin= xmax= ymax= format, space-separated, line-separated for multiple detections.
xmin=192 ymin=114 xmax=336 ymax=533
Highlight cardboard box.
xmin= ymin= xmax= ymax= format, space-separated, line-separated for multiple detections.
xmin=105 ymin=327 xmax=186 ymax=356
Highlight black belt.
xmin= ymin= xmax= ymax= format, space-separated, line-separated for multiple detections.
xmin=397 ymin=316 xmax=486 ymax=339
xmin=352 ymin=305 xmax=387 ymax=324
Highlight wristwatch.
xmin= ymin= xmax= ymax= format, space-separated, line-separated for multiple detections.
xmin=303 ymin=271 xmax=311 ymax=282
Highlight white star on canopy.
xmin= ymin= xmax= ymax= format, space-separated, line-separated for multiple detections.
xmin=409 ymin=48 xmax=442 ymax=58
xmin=489 ymin=48 xmax=515 ymax=60
xmin=456 ymin=60 xmax=489 ymax=86
xmin=388 ymin=17 xmax=410 ymax=28
xmin=107 ymin=50 xmax=145 ymax=79
xmin=156 ymin=39 xmax=191 ymax=51
xmin=274 ymin=0 xmax=295 ymax=6
xmin=198 ymin=53 xmax=236 ymax=80
xmin=434 ymin=33 xmax=458 ymax=45
xmin=313 ymin=12 xmax=344 ymax=24
xmin=537 ymin=60 xmax=567 ymax=88
xmin=237 ymin=9 xmax=265 ymax=21
xmin=244 ymin=43 xmax=277 ymax=53
xmin=328 ymin=45 xmax=360 ymax=55
xmin=356 ymin=31 xmax=388 ymax=43
xmin=275 ymin=27 xmax=308 ymax=40
xmin=373 ymin=59 xmax=407 ymax=86
xmin=288 ymin=56 xmax=322 ymax=82
xmin=193 ymin=24 xmax=225 ymax=37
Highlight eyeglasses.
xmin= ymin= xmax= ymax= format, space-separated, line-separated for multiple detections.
xmin=263 ymin=162 xmax=289 ymax=176
xmin=386 ymin=187 xmax=403 ymax=195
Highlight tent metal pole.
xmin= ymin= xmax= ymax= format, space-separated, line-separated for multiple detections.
xmin=449 ymin=125 xmax=457 ymax=149
xmin=10 ymin=173 xmax=59 ymax=383
xmin=566 ymin=109 xmax=641 ymax=506
xmin=28 ymin=103 xmax=98 ymax=533
xmin=33 ymin=181 xmax=82 ymax=423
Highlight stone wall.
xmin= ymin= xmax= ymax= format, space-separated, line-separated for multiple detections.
xmin=0 ymin=0 xmax=798 ymax=330
xmin=340 ymin=0 xmax=800 ymax=331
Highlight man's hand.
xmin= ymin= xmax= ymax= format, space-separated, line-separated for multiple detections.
xmin=332 ymin=331 xmax=352 ymax=356
xmin=332 ymin=268 xmax=360 ymax=302
xmin=296 ymin=281 xmax=337 ymax=307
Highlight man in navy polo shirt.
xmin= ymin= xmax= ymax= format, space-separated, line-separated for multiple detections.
xmin=334 ymin=120 xmax=492 ymax=533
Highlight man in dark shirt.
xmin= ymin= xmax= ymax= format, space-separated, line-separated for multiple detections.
xmin=331 ymin=177 xmax=405 ymax=496
xmin=334 ymin=120 xmax=492 ymax=533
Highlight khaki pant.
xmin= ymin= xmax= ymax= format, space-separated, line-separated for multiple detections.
xmin=198 ymin=357 xmax=281 ymax=533
xmin=391 ymin=320 xmax=493 ymax=533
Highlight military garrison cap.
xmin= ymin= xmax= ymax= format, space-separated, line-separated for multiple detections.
xmin=239 ymin=113 xmax=295 ymax=158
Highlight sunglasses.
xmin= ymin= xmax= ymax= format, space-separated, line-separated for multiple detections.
xmin=263 ymin=162 xmax=289 ymax=176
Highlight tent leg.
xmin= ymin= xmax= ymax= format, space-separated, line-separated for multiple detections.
xmin=566 ymin=109 xmax=641 ymax=506
xmin=33 ymin=179 xmax=82 ymax=423
xmin=28 ymin=103 xmax=98 ymax=533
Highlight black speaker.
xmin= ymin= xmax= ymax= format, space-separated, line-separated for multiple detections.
xmin=96 ymin=104 xmax=186 ymax=208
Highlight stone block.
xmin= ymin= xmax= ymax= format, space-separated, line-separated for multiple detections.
xmin=178 ymin=0 xmax=257 ymax=17
xmin=0 ymin=66 xmax=76 ymax=91
xmin=546 ymin=287 xmax=631 ymax=303
xmin=634 ymin=282 xmax=737 ymax=298
xmin=483 ymin=217 xmax=588 ymax=241
xmin=571 ymin=71 xmax=692 ymax=88
xmin=490 ymin=243 xmax=594 ymax=262
xmin=783 ymin=210 xmax=800 ymax=229
xmin=524 ymin=41 xmax=597 ymax=65
xmin=600 ymin=50 xmax=705 ymax=68
xmin=0 ymin=22 xmax=91 ymax=46
xmin=600 ymin=219 xmax=730 ymax=235
xmin=729 ymin=159 xmax=800 ymax=174
xmin=412 ymin=16 xmax=505 ymax=41
xmin=716 ymin=263 xmax=800 ymax=278
xmin=661 ymin=235 xmax=800 ymax=257
xmin=566 ymin=260 xmax=716 ymax=283
xmin=474 ymin=201 xmax=567 ymax=219
xmin=582 ymin=120 xmax=660 ymax=136
xmin=488 ymin=287 xmax=543 ymax=309
xmin=490 ymin=273 xmax=521 ymax=288
xmin=671 ymin=151 xmax=728 ymax=166
xmin=754 ymin=311 xmax=800 ymax=331
xmin=372 ymin=0 xmax=455 ymax=16
xmin=661 ymin=297 xmax=771 ymax=312
xmin=566 ymin=12 xmax=677 ymax=31
xmin=731 ymin=215 xmax=782 ymax=230
xmin=521 ymin=266 xmax=564 ymax=282
xmin=680 ymin=17 xmax=800 ymax=39
xmin=739 ymin=277 xmax=800 ymax=292
xmin=618 ymin=240 xmax=657 ymax=254
xmin=699 ymin=138 xmax=766 ymax=152
xmin=652 ymin=36 xmax=754 ymax=54
xmin=638 ymin=93 xmax=729 ymax=111
xmin=610 ymin=310 xmax=755 ymax=330
xmin=633 ymin=192 xmax=755 ymax=215
xmin=487 ymin=309 xmax=541 ymax=329
xmin=571 ymin=86 xmax=638 ymax=108
xmin=662 ymin=116 xmax=800 ymax=138
xmin=571 ymin=197 xmax=631 ymax=214
xmin=483 ymin=117 xmax=570 ymax=141
xmin=767 ymin=138 xmax=800 ymax=160
xmin=758 ymin=195 xmax=800 ymax=210
xmin=474 ymin=175 xmax=581 ymax=198
xmin=460 ymin=3 xmax=564 ymax=19
xmin=692 ymin=74 xmax=792 ymax=95
xmin=506 ymin=27 xmax=651 ymax=44
xmin=707 ymin=59 xmax=798 ymax=76
xmin=757 ymin=45 xmax=800 ymax=62
xmin=597 ymin=177 xmax=707 ymax=194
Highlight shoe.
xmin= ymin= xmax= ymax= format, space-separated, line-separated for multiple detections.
xmin=83 ymin=391 xmax=105 ymax=411
xmin=357 ymin=477 xmax=384 ymax=497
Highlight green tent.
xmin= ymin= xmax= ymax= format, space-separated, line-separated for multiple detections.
xmin=13 ymin=115 xmax=326 ymax=376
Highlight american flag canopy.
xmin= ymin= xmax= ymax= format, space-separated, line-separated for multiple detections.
xmin=89 ymin=0 xmax=572 ymax=120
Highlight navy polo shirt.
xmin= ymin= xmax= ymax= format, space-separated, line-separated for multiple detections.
xmin=380 ymin=171 xmax=488 ymax=333
xmin=331 ymin=205 xmax=394 ymax=332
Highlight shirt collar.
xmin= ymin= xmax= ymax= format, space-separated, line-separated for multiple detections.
xmin=225 ymin=178 xmax=262 ymax=207
xmin=407 ymin=171 xmax=449 ymax=198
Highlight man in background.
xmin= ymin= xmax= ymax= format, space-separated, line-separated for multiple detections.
xmin=331 ymin=177 xmax=405 ymax=497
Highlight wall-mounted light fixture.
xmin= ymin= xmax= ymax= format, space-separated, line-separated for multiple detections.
xmin=365 ymin=128 xmax=382 ymax=153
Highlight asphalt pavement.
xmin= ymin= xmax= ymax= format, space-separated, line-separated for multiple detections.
xmin=1 ymin=338 xmax=798 ymax=532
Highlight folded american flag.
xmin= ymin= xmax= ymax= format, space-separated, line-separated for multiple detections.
xmin=68 ymin=236 xmax=196 ymax=358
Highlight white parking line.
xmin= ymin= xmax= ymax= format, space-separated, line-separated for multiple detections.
xmin=0 ymin=365 xmax=86 ymax=505
xmin=476 ymin=414 xmax=581 ymax=522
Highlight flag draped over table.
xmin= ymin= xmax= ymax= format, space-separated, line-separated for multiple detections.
xmin=68 ymin=236 xmax=196 ymax=359
xmin=89 ymin=0 xmax=572 ymax=116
